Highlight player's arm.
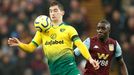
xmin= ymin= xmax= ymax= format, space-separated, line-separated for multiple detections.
xmin=68 ymin=26 xmax=99 ymax=69
xmin=115 ymin=41 xmax=128 ymax=75
xmin=74 ymin=38 xmax=90 ymax=56
xmin=73 ymin=37 xmax=91 ymax=60
xmin=8 ymin=31 xmax=42 ymax=53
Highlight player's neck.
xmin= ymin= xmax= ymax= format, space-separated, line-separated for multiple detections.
xmin=99 ymin=35 xmax=109 ymax=42
xmin=52 ymin=19 xmax=63 ymax=26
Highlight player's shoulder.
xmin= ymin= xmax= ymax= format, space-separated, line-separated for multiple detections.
xmin=61 ymin=23 xmax=75 ymax=29
xmin=90 ymin=35 xmax=98 ymax=41
xmin=36 ymin=31 xmax=41 ymax=34
xmin=108 ymin=38 xmax=117 ymax=43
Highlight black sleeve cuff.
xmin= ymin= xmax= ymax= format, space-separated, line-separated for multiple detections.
xmin=116 ymin=55 xmax=122 ymax=61
xmin=71 ymin=35 xmax=80 ymax=42
xmin=32 ymin=41 xmax=39 ymax=47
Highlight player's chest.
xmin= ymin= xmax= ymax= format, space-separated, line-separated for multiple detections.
xmin=41 ymin=28 xmax=69 ymax=44
xmin=90 ymin=41 xmax=115 ymax=60
xmin=90 ymin=41 xmax=115 ymax=54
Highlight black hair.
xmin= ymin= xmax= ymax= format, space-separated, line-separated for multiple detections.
xmin=49 ymin=0 xmax=64 ymax=11
xmin=98 ymin=19 xmax=111 ymax=29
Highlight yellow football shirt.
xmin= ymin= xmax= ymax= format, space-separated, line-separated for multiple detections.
xmin=32 ymin=23 xmax=78 ymax=63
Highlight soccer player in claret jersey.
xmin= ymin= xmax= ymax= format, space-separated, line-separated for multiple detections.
xmin=8 ymin=1 xmax=99 ymax=75
xmin=75 ymin=19 xmax=128 ymax=75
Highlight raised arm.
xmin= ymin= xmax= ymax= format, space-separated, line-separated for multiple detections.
xmin=8 ymin=31 xmax=42 ymax=53
xmin=8 ymin=37 xmax=36 ymax=52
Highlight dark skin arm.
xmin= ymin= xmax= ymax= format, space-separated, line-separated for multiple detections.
xmin=117 ymin=58 xmax=128 ymax=75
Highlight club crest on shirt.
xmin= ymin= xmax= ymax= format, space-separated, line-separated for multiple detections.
xmin=60 ymin=28 xmax=65 ymax=32
xmin=109 ymin=44 xmax=114 ymax=51
xmin=50 ymin=33 xmax=57 ymax=39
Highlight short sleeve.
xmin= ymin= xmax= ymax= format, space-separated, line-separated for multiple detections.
xmin=68 ymin=26 xmax=79 ymax=41
xmin=32 ymin=31 xmax=42 ymax=47
xmin=115 ymin=41 xmax=122 ymax=58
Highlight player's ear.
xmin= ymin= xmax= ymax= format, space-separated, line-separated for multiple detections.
xmin=61 ymin=11 xmax=65 ymax=16
xmin=109 ymin=28 xmax=111 ymax=33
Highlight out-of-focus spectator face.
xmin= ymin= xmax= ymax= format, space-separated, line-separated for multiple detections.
xmin=70 ymin=0 xmax=80 ymax=10
xmin=42 ymin=71 xmax=50 ymax=75
xmin=33 ymin=0 xmax=43 ymax=5
xmin=130 ymin=35 xmax=134 ymax=45
xmin=20 ymin=0 xmax=27 ymax=11
xmin=0 ymin=26 xmax=8 ymax=35
xmin=69 ymin=11 xmax=82 ymax=21
xmin=128 ymin=17 xmax=134 ymax=30
xmin=18 ymin=12 xmax=27 ymax=21
xmin=120 ymin=33 xmax=127 ymax=42
xmin=35 ymin=53 xmax=42 ymax=60
xmin=16 ymin=23 xmax=25 ymax=33
xmin=0 ymin=16 xmax=8 ymax=35
xmin=34 ymin=50 xmax=43 ymax=60
xmin=23 ymin=68 xmax=33 ymax=75
xmin=103 ymin=5 xmax=112 ymax=15
xmin=28 ymin=21 xmax=36 ymax=34
xmin=0 ymin=16 xmax=7 ymax=26
xmin=1 ymin=38 xmax=14 ymax=56
xmin=2 ymin=55 xmax=10 ymax=64
xmin=80 ymin=6 xmax=87 ymax=16
xmin=122 ymin=42 xmax=129 ymax=51
xmin=18 ymin=50 xmax=26 ymax=59
xmin=26 ymin=2 xmax=34 ymax=13
xmin=112 ymin=10 xmax=120 ymax=21
xmin=2 ymin=0 xmax=11 ymax=12
xmin=0 ymin=50 xmax=3 ymax=59
xmin=126 ymin=6 xmax=134 ymax=16
xmin=1 ymin=38 xmax=8 ymax=46
xmin=10 ymin=2 xmax=19 ymax=14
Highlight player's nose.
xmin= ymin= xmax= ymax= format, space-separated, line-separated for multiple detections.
xmin=98 ymin=29 xmax=103 ymax=33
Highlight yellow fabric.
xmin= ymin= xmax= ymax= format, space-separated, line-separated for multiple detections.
xmin=68 ymin=26 xmax=78 ymax=39
xmin=32 ymin=31 xmax=42 ymax=46
xmin=74 ymin=39 xmax=91 ymax=60
xmin=18 ymin=31 xmax=42 ymax=52
xmin=18 ymin=23 xmax=91 ymax=61
xmin=32 ymin=24 xmax=78 ymax=61
xmin=18 ymin=42 xmax=37 ymax=53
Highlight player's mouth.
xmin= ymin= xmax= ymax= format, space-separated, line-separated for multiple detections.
xmin=52 ymin=16 xmax=56 ymax=19
xmin=98 ymin=33 xmax=104 ymax=37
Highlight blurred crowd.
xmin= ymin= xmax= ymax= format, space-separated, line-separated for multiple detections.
xmin=0 ymin=0 xmax=89 ymax=75
xmin=101 ymin=0 xmax=134 ymax=75
xmin=0 ymin=0 xmax=134 ymax=75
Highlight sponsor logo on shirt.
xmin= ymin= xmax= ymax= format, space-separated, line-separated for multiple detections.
xmin=45 ymin=40 xmax=64 ymax=45
xmin=109 ymin=44 xmax=114 ymax=51
xmin=69 ymin=62 xmax=74 ymax=65
xmin=97 ymin=53 xmax=109 ymax=60
xmin=97 ymin=53 xmax=109 ymax=66
xmin=50 ymin=33 xmax=57 ymax=39
xmin=60 ymin=28 xmax=65 ymax=32
xmin=93 ymin=45 xmax=99 ymax=49
xmin=97 ymin=59 xmax=109 ymax=66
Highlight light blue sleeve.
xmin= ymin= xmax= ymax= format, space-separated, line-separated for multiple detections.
xmin=115 ymin=41 xmax=122 ymax=57
xmin=74 ymin=38 xmax=90 ymax=56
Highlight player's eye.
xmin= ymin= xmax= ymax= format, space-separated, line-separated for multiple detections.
xmin=54 ymin=9 xmax=58 ymax=12
xmin=97 ymin=27 xmax=100 ymax=30
xmin=102 ymin=27 xmax=106 ymax=30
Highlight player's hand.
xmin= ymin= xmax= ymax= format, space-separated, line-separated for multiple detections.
xmin=89 ymin=58 xmax=100 ymax=70
xmin=8 ymin=37 xmax=20 ymax=46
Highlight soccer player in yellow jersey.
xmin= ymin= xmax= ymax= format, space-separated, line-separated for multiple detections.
xmin=8 ymin=1 xmax=99 ymax=75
